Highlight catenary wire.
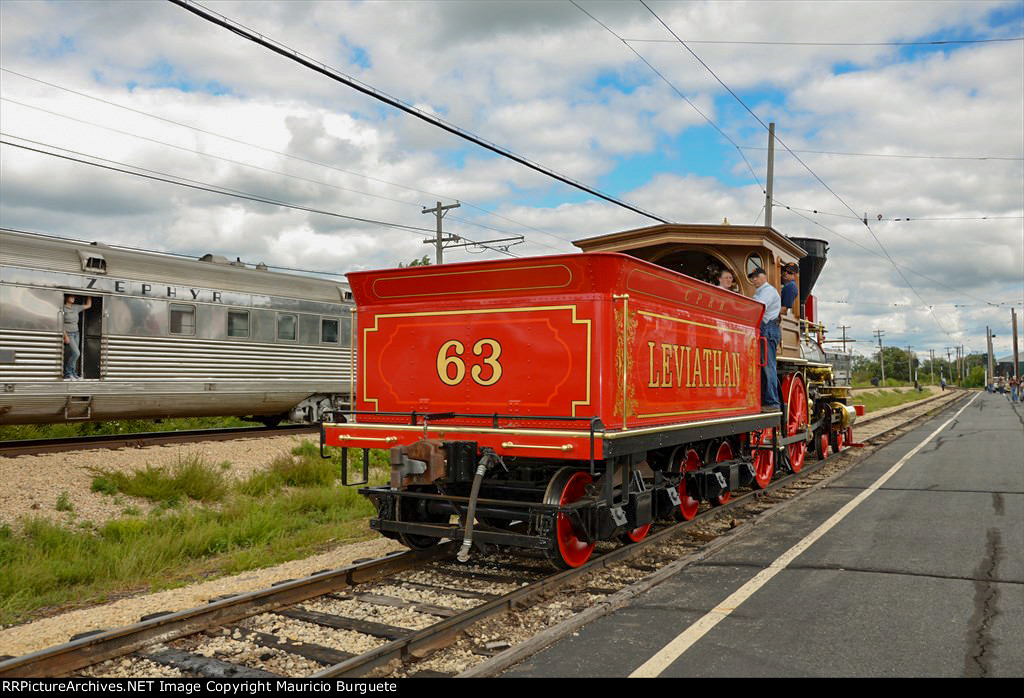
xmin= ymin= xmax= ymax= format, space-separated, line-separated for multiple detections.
xmin=0 ymin=96 xmax=553 ymax=252
xmin=620 ymin=37 xmax=1024 ymax=47
xmin=166 ymin=0 xmax=673 ymax=225
xmin=0 ymin=68 xmax=577 ymax=252
xmin=1 ymin=136 xmax=522 ymax=258
xmin=637 ymin=0 xmax=975 ymax=333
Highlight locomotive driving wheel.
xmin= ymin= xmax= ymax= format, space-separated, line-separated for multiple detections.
xmin=544 ymin=468 xmax=596 ymax=569
xmin=706 ymin=439 xmax=735 ymax=506
xmin=830 ymin=427 xmax=845 ymax=454
xmin=750 ymin=428 xmax=775 ymax=489
xmin=672 ymin=447 xmax=703 ymax=521
xmin=780 ymin=374 xmax=808 ymax=473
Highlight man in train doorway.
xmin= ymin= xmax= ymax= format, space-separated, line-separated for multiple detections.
xmin=62 ymin=294 xmax=91 ymax=380
xmin=748 ymin=268 xmax=781 ymax=410
xmin=779 ymin=263 xmax=800 ymax=317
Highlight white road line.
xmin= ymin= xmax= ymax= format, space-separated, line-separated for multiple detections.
xmin=629 ymin=392 xmax=980 ymax=678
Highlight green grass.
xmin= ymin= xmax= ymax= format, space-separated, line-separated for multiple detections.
xmin=55 ymin=492 xmax=73 ymax=513
xmin=855 ymin=387 xmax=936 ymax=413
xmin=87 ymin=455 xmax=230 ymax=506
xmin=0 ymin=416 xmax=253 ymax=442
xmin=0 ymin=442 xmax=390 ymax=627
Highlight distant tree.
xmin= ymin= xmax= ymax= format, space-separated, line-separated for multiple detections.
xmin=399 ymin=255 xmax=432 ymax=268
xmin=965 ymin=365 xmax=986 ymax=388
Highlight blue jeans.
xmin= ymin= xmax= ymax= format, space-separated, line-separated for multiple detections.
xmin=1013 ymin=386 xmax=1019 ymax=402
xmin=760 ymin=321 xmax=780 ymax=407
xmin=64 ymin=331 xmax=80 ymax=378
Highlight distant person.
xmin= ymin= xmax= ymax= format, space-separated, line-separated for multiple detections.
xmin=779 ymin=263 xmax=800 ymax=317
xmin=871 ymin=377 xmax=879 ymax=387
xmin=1011 ymin=376 xmax=1019 ymax=403
xmin=940 ymin=376 xmax=946 ymax=391
xmin=62 ymin=294 xmax=91 ymax=381
xmin=748 ymin=267 xmax=781 ymax=411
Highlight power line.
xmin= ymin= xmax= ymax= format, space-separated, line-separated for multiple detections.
xmin=772 ymin=201 xmax=1024 ymax=223
xmin=166 ymin=0 xmax=673 ymax=225
xmin=637 ymin=0 xmax=960 ymax=338
xmin=570 ymin=1 xmax=766 ymax=191
xmin=621 ymin=37 xmax=1024 ymax=47
xmin=0 ymin=68 xmax=576 ymax=253
xmin=775 ymin=205 xmax=1001 ymax=308
xmin=740 ymin=146 xmax=1023 ymax=161
xmin=1 ymin=136 xmax=526 ymax=258
xmin=0 ymin=96 xmax=556 ymax=254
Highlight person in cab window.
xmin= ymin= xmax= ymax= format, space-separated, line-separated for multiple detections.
xmin=62 ymin=294 xmax=91 ymax=381
xmin=780 ymin=263 xmax=800 ymax=317
xmin=716 ymin=268 xmax=737 ymax=293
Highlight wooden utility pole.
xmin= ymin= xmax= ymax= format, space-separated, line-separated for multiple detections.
xmin=929 ymin=349 xmax=935 ymax=384
xmin=764 ymin=122 xmax=775 ymax=228
xmin=874 ymin=329 xmax=886 ymax=385
xmin=987 ymin=327 xmax=995 ymax=385
xmin=421 ymin=201 xmax=461 ymax=264
xmin=906 ymin=346 xmax=913 ymax=382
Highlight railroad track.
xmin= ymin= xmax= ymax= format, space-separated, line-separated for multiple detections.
xmin=0 ymin=390 xmax=968 ymax=679
xmin=0 ymin=424 xmax=318 ymax=458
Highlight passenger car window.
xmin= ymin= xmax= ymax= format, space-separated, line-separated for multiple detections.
xmin=169 ymin=304 xmax=196 ymax=336
xmin=321 ymin=318 xmax=339 ymax=344
xmin=277 ymin=314 xmax=297 ymax=341
xmin=228 ymin=310 xmax=249 ymax=338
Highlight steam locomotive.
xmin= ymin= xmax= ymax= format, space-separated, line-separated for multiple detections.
xmin=323 ymin=223 xmax=856 ymax=568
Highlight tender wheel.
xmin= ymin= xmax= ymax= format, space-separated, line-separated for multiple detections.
xmin=672 ymin=447 xmax=703 ymax=521
xmin=751 ymin=428 xmax=775 ymax=489
xmin=781 ymin=374 xmax=808 ymax=473
xmin=707 ymin=440 xmax=734 ymax=506
xmin=544 ymin=468 xmax=596 ymax=569
xmin=396 ymin=489 xmax=448 ymax=550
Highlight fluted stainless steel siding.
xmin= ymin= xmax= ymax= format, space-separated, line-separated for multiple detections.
xmin=103 ymin=335 xmax=353 ymax=380
xmin=0 ymin=330 xmax=62 ymax=381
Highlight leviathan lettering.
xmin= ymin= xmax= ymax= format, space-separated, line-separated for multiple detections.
xmin=647 ymin=341 xmax=741 ymax=389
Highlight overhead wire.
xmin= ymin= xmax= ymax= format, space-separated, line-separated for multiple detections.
xmin=739 ymin=146 xmax=1023 ymax=161
xmin=166 ymin=0 xmax=674 ymax=225
xmin=570 ymin=1 xmax=766 ymax=195
xmin=636 ymin=0 xmax=989 ymax=331
xmin=620 ymin=37 xmax=1024 ymax=47
xmin=0 ymin=68 xmax=576 ymax=253
xmin=2 ymin=135 xmax=523 ymax=258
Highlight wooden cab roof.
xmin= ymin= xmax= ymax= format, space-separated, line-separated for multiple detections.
xmin=572 ymin=222 xmax=807 ymax=295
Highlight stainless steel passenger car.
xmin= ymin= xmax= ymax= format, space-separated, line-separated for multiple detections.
xmin=0 ymin=229 xmax=354 ymax=425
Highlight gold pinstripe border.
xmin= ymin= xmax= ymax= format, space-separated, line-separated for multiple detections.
xmin=370 ymin=263 xmax=573 ymax=299
xmin=362 ymin=305 xmax=591 ymax=416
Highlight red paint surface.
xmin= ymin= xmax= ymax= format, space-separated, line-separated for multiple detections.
xmin=343 ymin=253 xmax=765 ymax=433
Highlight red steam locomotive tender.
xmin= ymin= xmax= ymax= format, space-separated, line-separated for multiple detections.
xmin=323 ymin=223 xmax=856 ymax=568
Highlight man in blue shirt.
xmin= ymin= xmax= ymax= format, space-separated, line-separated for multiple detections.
xmin=748 ymin=267 xmax=781 ymax=410
xmin=780 ymin=263 xmax=799 ymax=317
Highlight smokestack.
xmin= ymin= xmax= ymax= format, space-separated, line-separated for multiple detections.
xmin=789 ymin=237 xmax=828 ymax=303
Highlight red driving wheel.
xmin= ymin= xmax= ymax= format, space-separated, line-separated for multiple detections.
xmin=751 ymin=428 xmax=775 ymax=489
xmin=781 ymin=374 xmax=808 ymax=473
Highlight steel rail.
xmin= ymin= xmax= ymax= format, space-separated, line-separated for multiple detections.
xmin=0 ymin=425 xmax=318 ymax=458
xmin=311 ymin=390 xmax=969 ymax=677
xmin=0 ymin=391 xmax=966 ymax=678
xmin=0 ymin=547 xmax=450 ymax=678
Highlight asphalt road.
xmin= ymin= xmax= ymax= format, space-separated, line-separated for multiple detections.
xmin=506 ymin=392 xmax=1024 ymax=678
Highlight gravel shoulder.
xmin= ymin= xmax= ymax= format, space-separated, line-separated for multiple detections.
xmin=0 ymin=434 xmax=315 ymax=528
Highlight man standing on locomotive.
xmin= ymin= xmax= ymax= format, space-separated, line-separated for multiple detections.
xmin=748 ymin=268 xmax=781 ymax=410
xmin=779 ymin=262 xmax=800 ymax=317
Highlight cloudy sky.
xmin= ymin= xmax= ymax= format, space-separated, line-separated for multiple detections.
xmin=1 ymin=0 xmax=1022 ymax=360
